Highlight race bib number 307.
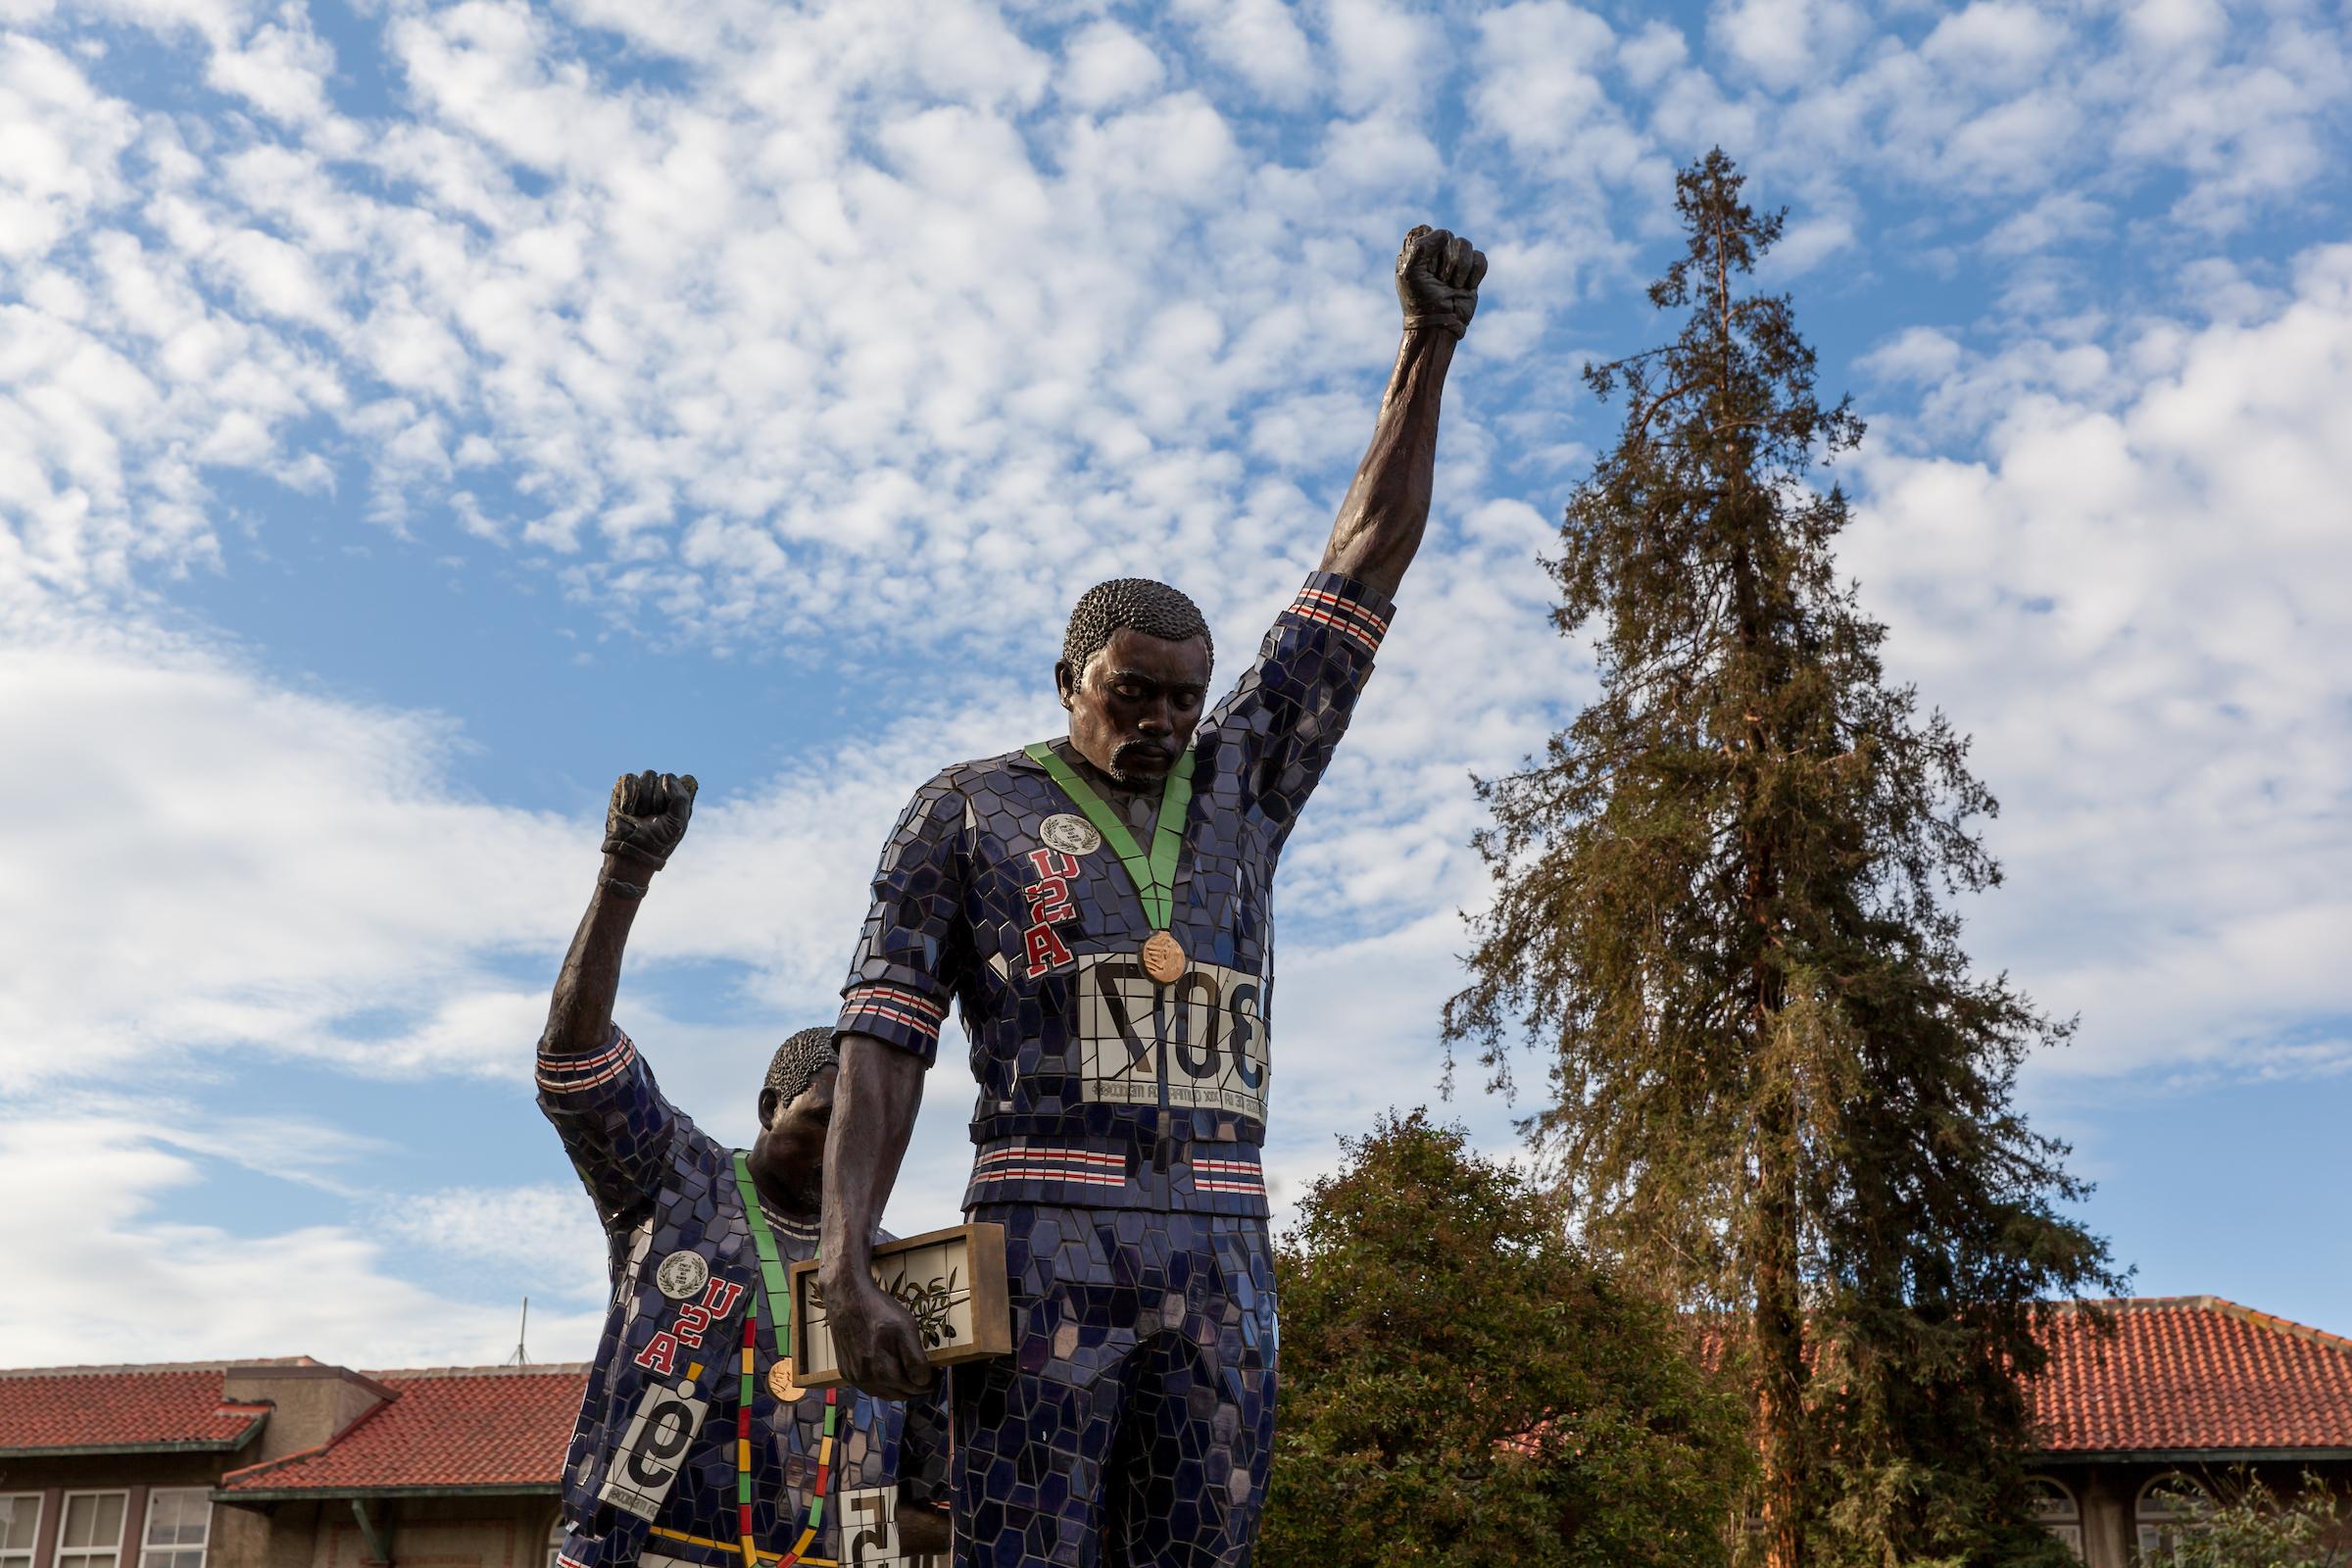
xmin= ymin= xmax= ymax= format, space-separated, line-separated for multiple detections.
xmin=1076 ymin=955 xmax=1269 ymax=1119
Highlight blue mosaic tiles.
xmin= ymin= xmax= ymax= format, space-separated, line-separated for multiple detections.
xmin=540 ymin=1033 xmax=951 ymax=1568
xmin=834 ymin=571 xmax=1395 ymax=1217
xmin=834 ymin=572 xmax=1394 ymax=1567
xmin=950 ymin=1204 xmax=1276 ymax=1568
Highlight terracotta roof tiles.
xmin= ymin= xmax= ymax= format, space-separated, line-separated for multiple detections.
xmin=217 ymin=1366 xmax=588 ymax=1495
xmin=0 ymin=1368 xmax=270 ymax=1455
xmin=9 ymin=1296 xmax=2348 ymax=1484
xmin=2034 ymin=1297 xmax=2352 ymax=1454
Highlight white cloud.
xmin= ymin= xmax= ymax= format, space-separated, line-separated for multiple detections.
xmin=1314 ymin=111 xmax=1443 ymax=192
xmin=1846 ymin=242 xmax=2352 ymax=1081
xmin=1709 ymin=0 xmax=1870 ymax=92
xmin=0 ymin=1111 xmax=606 ymax=1364
xmin=1858 ymin=323 xmax=1964 ymax=385
xmin=5 ymin=0 xmax=2343 ymax=626
xmin=1919 ymin=3 xmax=2070 ymax=90
xmin=1323 ymin=0 xmax=1444 ymax=114
xmin=1984 ymin=190 xmax=2111 ymax=256
xmin=1 ymin=0 xmax=2348 ymax=1363
xmin=385 ymin=1183 xmax=609 ymax=1298
xmin=0 ymin=38 xmax=137 ymax=261
xmin=204 ymin=2 xmax=346 ymax=135
xmin=0 ymin=608 xmax=579 ymax=1088
xmin=1058 ymin=21 xmax=1165 ymax=112
xmin=1170 ymin=0 xmax=1318 ymax=106
xmin=1617 ymin=21 xmax=1687 ymax=90
xmin=1470 ymin=3 xmax=1623 ymax=161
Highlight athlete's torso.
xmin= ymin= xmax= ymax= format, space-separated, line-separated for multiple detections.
xmin=539 ymin=1037 xmax=940 ymax=1568
xmin=838 ymin=573 xmax=1399 ymax=1216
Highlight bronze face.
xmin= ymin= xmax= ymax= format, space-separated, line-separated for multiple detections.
xmin=751 ymin=1061 xmax=837 ymax=1215
xmin=1055 ymin=626 xmax=1212 ymax=788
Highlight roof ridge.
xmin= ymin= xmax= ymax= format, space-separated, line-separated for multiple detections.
xmin=2047 ymin=1295 xmax=2217 ymax=1311
xmin=2203 ymin=1298 xmax=2352 ymax=1356
xmin=2056 ymin=1295 xmax=2352 ymax=1350
xmin=0 ymin=1357 xmax=333 ymax=1379
xmin=1 ymin=1361 xmax=213 ymax=1379
xmin=366 ymin=1363 xmax=593 ymax=1380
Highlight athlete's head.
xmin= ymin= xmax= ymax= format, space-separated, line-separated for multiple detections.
xmin=750 ymin=1026 xmax=838 ymax=1211
xmin=1055 ymin=578 xmax=1213 ymax=788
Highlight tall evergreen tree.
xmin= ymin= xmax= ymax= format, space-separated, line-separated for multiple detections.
xmin=1444 ymin=149 xmax=2122 ymax=1568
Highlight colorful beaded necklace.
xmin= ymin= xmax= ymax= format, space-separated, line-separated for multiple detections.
xmin=729 ymin=1152 xmax=838 ymax=1568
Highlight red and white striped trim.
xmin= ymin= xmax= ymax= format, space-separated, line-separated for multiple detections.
xmin=1190 ymin=1156 xmax=1266 ymax=1196
xmin=971 ymin=1147 xmax=1128 ymax=1188
xmin=1288 ymin=585 xmax=1389 ymax=655
xmin=536 ymin=1030 xmax=638 ymax=1093
xmin=967 ymin=1146 xmax=1266 ymax=1197
xmin=840 ymin=982 xmax=948 ymax=1043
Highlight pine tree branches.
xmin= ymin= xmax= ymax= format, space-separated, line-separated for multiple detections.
xmin=1445 ymin=149 xmax=2123 ymax=1568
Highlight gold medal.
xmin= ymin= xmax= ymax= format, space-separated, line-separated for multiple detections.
xmin=766 ymin=1357 xmax=803 ymax=1402
xmin=1141 ymin=929 xmax=1187 ymax=984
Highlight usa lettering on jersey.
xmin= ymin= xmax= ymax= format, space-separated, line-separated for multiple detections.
xmin=630 ymin=1275 xmax=746 ymax=1376
xmin=1020 ymin=847 xmax=1080 ymax=978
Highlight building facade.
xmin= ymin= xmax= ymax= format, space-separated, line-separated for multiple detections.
xmin=0 ymin=1361 xmax=578 ymax=1568
xmin=3 ymin=1296 xmax=2347 ymax=1567
xmin=2023 ymin=1297 xmax=2352 ymax=1565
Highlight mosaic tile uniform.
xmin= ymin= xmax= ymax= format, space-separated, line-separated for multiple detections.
xmin=541 ymin=1033 xmax=952 ymax=1568
xmin=836 ymin=573 xmax=1393 ymax=1568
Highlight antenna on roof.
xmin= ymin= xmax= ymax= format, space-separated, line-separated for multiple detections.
xmin=503 ymin=1298 xmax=529 ymax=1367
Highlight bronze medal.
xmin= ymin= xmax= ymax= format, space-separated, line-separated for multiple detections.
xmin=1024 ymin=744 xmax=1199 ymax=987
xmin=1141 ymin=929 xmax=1187 ymax=984
xmin=766 ymin=1357 xmax=803 ymax=1402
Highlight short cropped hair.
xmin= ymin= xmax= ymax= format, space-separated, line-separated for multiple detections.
xmin=1061 ymin=578 xmax=1212 ymax=681
xmin=764 ymin=1026 xmax=838 ymax=1107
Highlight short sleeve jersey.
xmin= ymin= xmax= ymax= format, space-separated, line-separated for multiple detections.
xmin=835 ymin=571 xmax=1394 ymax=1218
xmin=537 ymin=1030 xmax=947 ymax=1568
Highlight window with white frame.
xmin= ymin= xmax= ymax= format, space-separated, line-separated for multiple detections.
xmin=544 ymin=1515 xmax=566 ymax=1568
xmin=2026 ymin=1477 xmax=2082 ymax=1559
xmin=2135 ymin=1473 xmax=2204 ymax=1563
xmin=52 ymin=1493 xmax=125 ymax=1568
xmin=2 ymin=1494 xmax=42 ymax=1568
xmin=137 ymin=1492 xmax=210 ymax=1568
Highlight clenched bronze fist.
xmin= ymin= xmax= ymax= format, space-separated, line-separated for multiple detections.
xmin=602 ymin=770 xmax=697 ymax=874
xmin=1396 ymin=224 xmax=1486 ymax=339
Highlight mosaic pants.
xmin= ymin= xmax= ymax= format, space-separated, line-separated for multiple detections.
xmin=951 ymin=1203 xmax=1278 ymax=1568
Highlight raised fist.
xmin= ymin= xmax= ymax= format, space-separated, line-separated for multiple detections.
xmin=603 ymin=770 xmax=697 ymax=873
xmin=1396 ymin=224 xmax=1486 ymax=340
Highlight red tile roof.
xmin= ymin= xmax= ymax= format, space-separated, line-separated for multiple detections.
xmin=0 ymin=1365 xmax=273 ymax=1455
xmin=218 ymin=1366 xmax=588 ymax=1497
xmin=11 ymin=1296 xmax=2350 ymax=1485
xmin=2034 ymin=1297 xmax=2352 ymax=1455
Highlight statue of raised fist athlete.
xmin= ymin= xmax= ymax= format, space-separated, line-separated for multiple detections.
xmin=537 ymin=771 xmax=952 ymax=1568
xmin=819 ymin=226 xmax=1488 ymax=1568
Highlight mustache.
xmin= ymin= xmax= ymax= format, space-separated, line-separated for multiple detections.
xmin=1111 ymin=739 xmax=1175 ymax=767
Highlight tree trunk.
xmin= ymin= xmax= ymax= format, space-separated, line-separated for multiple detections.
xmin=1754 ymin=1112 xmax=1805 ymax=1568
xmin=1731 ymin=464 xmax=1804 ymax=1565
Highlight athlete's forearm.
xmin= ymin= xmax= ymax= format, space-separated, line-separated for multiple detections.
xmin=1320 ymin=326 xmax=1455 ymax=599
xmin=820 ymin=1034 xmax=925 ymax=1280
xmin=538 ymin=855 xmax=646 ymax=1059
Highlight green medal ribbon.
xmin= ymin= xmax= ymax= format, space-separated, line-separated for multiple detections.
xmin=728 ymin=1152 xmax=837 ymax=1552
xmin=731 ymin=1152 xmax=799 ymax=1355
xmin=1024 ymin=742 xmax=1195 ymax=929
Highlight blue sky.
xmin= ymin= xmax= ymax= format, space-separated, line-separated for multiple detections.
xmin=3 ymin=0 xmax=2347 ymax=1366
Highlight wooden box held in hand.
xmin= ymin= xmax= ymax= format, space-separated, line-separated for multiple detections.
xmin=788 ymin=1222 xmax=1010 ymax=1388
